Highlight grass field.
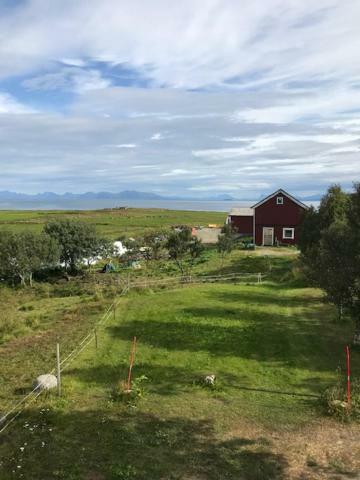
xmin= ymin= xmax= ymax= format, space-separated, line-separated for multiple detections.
xmin=1 ymin=249 xmax=359 ymax=479
xmin=0 ymin=208 xmax=226 ymax=239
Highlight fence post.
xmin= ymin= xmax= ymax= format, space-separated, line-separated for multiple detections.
xmin=345 ymin=345 xmax=351 ymax=406
xmin=56 ymin=343 xmax=61 ymax=397
xmin=126 ymin=336 xmax=137 ymax=391
xmin=94 ymin=328 xmax=98 ymax=350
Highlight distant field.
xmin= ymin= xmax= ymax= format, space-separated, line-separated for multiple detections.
xmin=0 ymin=208 xmax=226 ymax=238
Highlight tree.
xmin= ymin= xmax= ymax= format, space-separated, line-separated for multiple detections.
xmin=142 ymin=232 xmax=167 ymax=261
xmin=44 ymin=219 xmax=102 ymax=272
xmin=298 ymin=206 xmax=321 ymax=254
xmin=347 ymin=183 xmax=360 ymax=344
xmin=84 ymin=237 xmax=115 ymax=268
xmin=217 ymin=223 xmax=236 ymax=266
xmin=166 ymin=227 xmax=204 ymax=275
xmin=300 ymin=185 xmax=352 ymax=318
xmin=316 ymin=221 xmax=354 ymax=321
xmin=318 ymin=184 xmax=349 ymax=229
xmin=299 ymin=183 xmax=360 ymax=343
xmin=0 ymin=232 xmax=60 ymax=286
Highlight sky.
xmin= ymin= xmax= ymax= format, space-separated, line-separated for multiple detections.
xmin=0 ymin=0 xmax=359 ymax=199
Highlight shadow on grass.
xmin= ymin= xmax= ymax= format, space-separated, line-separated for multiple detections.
xmin=208 ymin=287 xmax=324 ymax=308
xmin=66 ymin=362 xmax=323 ymax=411
xmin=65 ymin=362 xmax=202 ymax=396
xmin=233 ymin=385 xmax=319 ymax=399
xmin=107 ymin=306 xmax=342 ymax=376
xmin=0 ymin=409 xmax=288 ymax=480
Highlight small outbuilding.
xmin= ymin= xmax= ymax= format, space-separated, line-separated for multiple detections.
xmin=227 ymin=189 xmax=308 ymax=246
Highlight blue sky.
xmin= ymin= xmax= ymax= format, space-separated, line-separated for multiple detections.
xmin=0 ymin=0 xmax=359 ymax=198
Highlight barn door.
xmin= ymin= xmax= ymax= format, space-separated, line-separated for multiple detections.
xmin=262 ymin=227 xmax=274 ymax=246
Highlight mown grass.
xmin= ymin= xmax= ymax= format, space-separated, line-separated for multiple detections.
xmin=0 ymin=208 xmax=226 ymax=239
xmin=1 ymin=264 xmax=359 ymax=479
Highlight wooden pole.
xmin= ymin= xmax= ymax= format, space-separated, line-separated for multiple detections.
xmin=56 ymin=343 xmax=61 ymax=397
xmin=94 ymin=328 xmax=98 ymax=350
xmin=126 ymin=336 xmax=137 ymax=391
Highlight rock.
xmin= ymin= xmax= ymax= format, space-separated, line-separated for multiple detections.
xmin=204 ymin=374 xmax=216 ymax=386
xmin=33 ymin=374 xmax=58 ymax=391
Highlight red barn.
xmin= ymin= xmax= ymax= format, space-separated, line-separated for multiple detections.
xmin=227 ymin=189 xmax=308 ymax=246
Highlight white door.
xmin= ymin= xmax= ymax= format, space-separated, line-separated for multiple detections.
xmin=262 ymin=227 xmax=274 ymax=246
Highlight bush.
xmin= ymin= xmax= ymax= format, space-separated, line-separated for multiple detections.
xmin=322 ymin=378 xmax=360 ymax=421
xmin=111 ymin=375 xmax=148 ymax=408
xmin=111 ymin=464 xmax=137 ymax=480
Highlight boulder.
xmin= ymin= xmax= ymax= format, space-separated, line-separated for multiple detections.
xmin=33 ymin=374 xmax=58 ymax=391
xmin=204 ymin=374 xmax=216 ymax=386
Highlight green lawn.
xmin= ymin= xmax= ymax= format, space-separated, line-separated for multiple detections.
xmin=0 ymin=208 xmax=226 ymax=239
xmin=1 ymin=273 xmax=359 ymax=479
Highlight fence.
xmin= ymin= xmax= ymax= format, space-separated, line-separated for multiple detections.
xmin=128 ymin=271 xmax=265 ymax=288
xmin=0 ymin=271 xmax=264 ymax=433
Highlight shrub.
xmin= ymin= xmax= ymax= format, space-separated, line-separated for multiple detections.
xmin=111 ymin=375 xmax=148 ymax=408
xmin=322 ymin=378 xmax=360 ymax=421
xmin=111 ymin=464 xmax=137 ymax=480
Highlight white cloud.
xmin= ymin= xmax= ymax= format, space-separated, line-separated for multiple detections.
xmin=0 ymin=0 xmax=360 ymax=90
xmin=61 ymin=58 xmax=87 ymax=67
xmin=161 ymin=169 xmax=192 ymax=177
xmin=23 ymin=68 xmax=111 ymax=94
xmin=150 ymin=132 xmax=164 ymax=141
xmin=131 ymin=164 xmax=159 ymax=169
xmin=0 ymin=0 xmax=360 ymax=88
xmin=189 ymin=182 xmax=271 ymax=192
xmin=0 ymin=92 xmax=35 ymax=114
xmin=113 ymin=144 xmax=137 ymax=148
xmin=0 ymin=85 xmax=359 ymax=197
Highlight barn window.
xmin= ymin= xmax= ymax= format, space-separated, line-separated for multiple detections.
xmin=276 ymin=196 xmax=284 ymax=205
xmin=283 ymin=228 xmax=294 ymax=239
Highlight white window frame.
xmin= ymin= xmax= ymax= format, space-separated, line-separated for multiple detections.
xmin=276 ymin=196 xmax=284 ymax=205
xmin=282 ymin=227 xmax=294 ymax=240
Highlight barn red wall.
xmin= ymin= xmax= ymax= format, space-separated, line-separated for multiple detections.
xmin=229 ymin=215 xmax=253 ymax=236
xmin=254 ymin=194 xmax=306 ymax=245
xmin=254 ymin=225 xmax=299 ymax=245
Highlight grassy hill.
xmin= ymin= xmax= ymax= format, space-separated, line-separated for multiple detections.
xmin=1 ymin=249 xmax=359 ymax=479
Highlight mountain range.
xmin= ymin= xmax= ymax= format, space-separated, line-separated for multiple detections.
xmin=0 ymin=190 xmax=239 ymax=202
xmin=0 ymin=190 xmax=321 ymax=202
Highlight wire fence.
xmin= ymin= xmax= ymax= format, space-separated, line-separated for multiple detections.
xmin=0 ymin=271 xmax=264 ymax=434
xmin=0 ymin=286 xmax=129 ymax=434
xmin=129 ymin=271 xmax=266 ymax=288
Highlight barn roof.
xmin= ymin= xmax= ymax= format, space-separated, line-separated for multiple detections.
xmin=251 ymin=189 xmax=309 ymax=210
xmin=229 ymin=207 xmax=254 ymax=216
